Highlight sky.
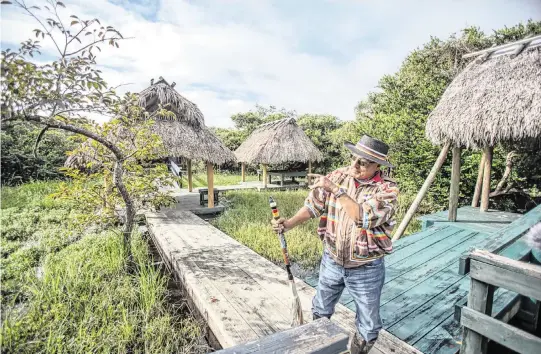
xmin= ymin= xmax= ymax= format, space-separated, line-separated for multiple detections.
xmin=2 ymin=0 xmax=540 ymax=128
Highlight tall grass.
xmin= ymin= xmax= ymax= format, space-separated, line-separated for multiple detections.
xmin=181 ymin=172 xmax=259 ymax=188
xmin=1 ymin=181 xmax=206 ymax=353
xmin=212 ymin=189 xmax=430 ymax=270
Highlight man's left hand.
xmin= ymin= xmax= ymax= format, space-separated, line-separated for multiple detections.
xmin=307 ymin=173 xmax=339 ymax=193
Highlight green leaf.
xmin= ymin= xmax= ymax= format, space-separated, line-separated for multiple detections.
xmin=1 ymin=1 xmax=13 ymax=4
xmin=56 ymin=2 xmax=65 ymax=8
xmin=70 ymin=21 xmax=78 ymax=26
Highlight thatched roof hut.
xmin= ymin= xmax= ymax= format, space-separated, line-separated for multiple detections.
xmin=234 ymin=117 xmax=323 ymax=165
xmin=425 ymin=36 xmax=541 ymax=149
xmin=65 ymin=77 xmax=236 ymax=167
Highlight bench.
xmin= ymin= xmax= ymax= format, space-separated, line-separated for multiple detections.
xmin=213 ymin=317 xmax=349 ymax=354
xmin=267 ymin=170 xmax=307 ymax=186
xmin=198 ymin=188 xmax=221 ymax=206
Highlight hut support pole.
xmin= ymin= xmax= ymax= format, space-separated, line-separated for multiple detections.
xmin=448 ymin=147 xmax=461 ymax=221
xmin=392 ymin=142 xmax=451 ymax=242
xmin=187 ymin=159 xmax=193 ymax=192
xmin=207 ymin=162 xmax=214 ymax=208
xmin=262 ymin=164 xmax=268 ymax=188
xmin=308 ymin=161 xmax=312 ymax=185
xmin=480 ymin=147 xmax=493 ymax=212
xmin=471 ymin=152 xmax=486 ymax=208
xmin=241 ymin=162 xmax=246 ymax=183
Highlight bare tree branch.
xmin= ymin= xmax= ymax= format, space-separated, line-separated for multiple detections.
xmin=33 ymin=125 xmax=49 ymax=158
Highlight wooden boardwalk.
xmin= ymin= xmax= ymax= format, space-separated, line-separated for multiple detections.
xmin=304 ymin=205 xmax=541 ymax=353
xmin=145 ymin=208 xmax=421 ymax=354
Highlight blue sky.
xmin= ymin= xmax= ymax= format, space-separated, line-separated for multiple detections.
xmin=2 ymin=0 xmax=540 ymax=127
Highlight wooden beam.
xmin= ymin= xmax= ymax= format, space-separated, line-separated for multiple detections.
xmin=262 ymin=164 xmax=268 ymax=188
xmin=472 ymin=152 xmax=486 ymax=207
xmin=461 ymin=307 xmax=541 ymax=354
xmin=460 ymin=279 xmax=495 ymax=354
xmin=187 ymin=159 xmax=193 ymax=192
xmin=213 ymin=317 xmax=349 ymax=354
xmin=241 ymin=162 xmax=246 ymax=183
xmin=448 ymin=147 xmax=461 ymax=221
xmin=480 ymin=147 xmax=493 ymax=212
xmin=207 ymin=162 xmax=214 ymax=208
xmin=308 ymin=161 xmax=312 ymax=185
xmin=392 ymin=142 xmax=451 ymax=241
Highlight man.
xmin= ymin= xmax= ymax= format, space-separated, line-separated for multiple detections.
xmin=272 ymin=135 xmax=399 ymax=354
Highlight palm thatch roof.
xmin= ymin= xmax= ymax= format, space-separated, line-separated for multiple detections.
xmin=234 ymin=117 xmax=323 ymax=165
xmin=65 ymin=77 xmax=236 ymax=168
xmin=425 ymin=36 xmax=541 ymax=149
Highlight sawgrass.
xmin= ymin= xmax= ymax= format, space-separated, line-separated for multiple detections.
xmin=212 ymin=189 xmax=424 ymax=270
xmin=1 ymin=182 xmax=206 ymax=353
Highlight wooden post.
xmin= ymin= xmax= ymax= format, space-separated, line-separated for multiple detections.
xmin=460 ymin=279 xmax=495 ymax=354
xmin=480 ymin=147 xmax=493 ymax=212
xmin=308 ymin=161 xmax=312 ymax=185
xmin=448 ymin=147 xmax=461 ymax=222
xmin=471 ymin=152 xmax=486 ymax=208
xmin=207 ymin=162 xmax=214 ymax=208
xmin=187 ymin=159 xmax=193 ymax=192
xmin=241 ymin=162 xmax=246 ymax=183
xmin=262 ymin=164 xmax=268 ymax=188
xmin=392 ymin=142 xmax=451 ymax=241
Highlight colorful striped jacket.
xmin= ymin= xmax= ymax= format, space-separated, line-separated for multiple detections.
xmin=304 ymin=167 xmax=398 ymax=268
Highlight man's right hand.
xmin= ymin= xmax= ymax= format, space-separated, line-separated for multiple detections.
xmin=271 ymin=217 xmax=288 ymax=234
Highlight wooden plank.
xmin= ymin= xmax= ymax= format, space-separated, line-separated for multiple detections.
xmin=458 ymin=204 xmax=541 ymax=275
xmin=480 ymin=147 xmax=492 ymax=212
xmin=213 ymin=317 xmax=349 ymax=354
xmin=460 ymin=306 xmax=541 ymax=354
xmin=454 ymin=287 xmax=521 ymax=322
xmin=187 ymin=159 xmax=193 ymax=192
xmin=391 ymin=225 xmax=450 ymax=253
xmin=146 ymin=209 xmax=418 ymax=354
xmin=470 ymin=257 xmax=541 ymax=302
xmin=386 ymin=226 xmax=466 ymax=267
xmin=471 ymin=152 xmax=485 ymax=208
xmin=460 ymin=278 xmax=494 ymax=354
xmin=448 ymin=147 xmax=461 ymax=221
xmin=392 ymin=142 xmax=450 ymax=241
xmin=413 ymin=314 xmax=462 ymax=354
xmin=207 ymin=162 xmax=215 ymax=208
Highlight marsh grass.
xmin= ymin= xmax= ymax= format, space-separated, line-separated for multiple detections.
xmin=1 ymin=182 xmax=206 ymax=353
xmin=181 ymin=172 xmax=259 ymax=188
xmin=212 ymin=189 xmax=427 ymax=270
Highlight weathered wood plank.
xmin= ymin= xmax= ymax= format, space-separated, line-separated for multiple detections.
xmin=470 ymin=258 xmax=541 ymax=302
xmin=146 ymin=209 xmax=418 ymax=354
xmin=213 ymin=317 xmax=349 ymax=354
xmin=413 ymin=314 xmax=462 ymax=354
xmin=448 ymin=147 xmax=461 ymax=222
xmin=391 ymin=225 xmax=450 ymax=253
xmin=460 ymin=306 xmax=541 ymax=354
xmin=458 ymin=204 xmax=541 ymax=275
xmin=460 ymin=278 xmax=494 ymax=354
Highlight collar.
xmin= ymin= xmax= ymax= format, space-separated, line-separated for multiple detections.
xmin=354 ymin=171 xmax=382 ymax=186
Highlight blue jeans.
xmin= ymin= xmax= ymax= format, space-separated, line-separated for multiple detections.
xmin=312 ymin=249 xmax=385 ymax=342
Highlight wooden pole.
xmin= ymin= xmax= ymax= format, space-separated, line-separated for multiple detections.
xmin=448 ymin=147 xmax=462 ymax=222
xmin=471 ymin=152 xmax=486 ymax=208
xmin=263 ymin=164 xmax=268 ymax=188
xmin=241 ymin=162 xmax=246 ymax=183
xmin=392 ymin=142 xmax=451 ymax=241
xmin=480 ymin=147 xmax=493 ymax=212
xmin=187 ymin=159 xmax=193 ymax=192
xmin=308 ymin=161 xmax=312 ymax=185
xmin=207 ymin=162 xmax=214 ymax=208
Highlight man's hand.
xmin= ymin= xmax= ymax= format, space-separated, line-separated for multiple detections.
xmin=271 ymin=217 xmax=289 ymax=234
xmin=307 ymin=173 xmax=339 ymax=193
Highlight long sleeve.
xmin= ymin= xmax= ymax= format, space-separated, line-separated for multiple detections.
xmin=304 ymin=186 xmax=328 ymax=218
xmin=359 ymin=181 xmax=399 ymax=229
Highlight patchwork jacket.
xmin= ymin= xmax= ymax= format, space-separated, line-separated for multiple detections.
xmin=304 ymin=167 xmax=398 ymax=268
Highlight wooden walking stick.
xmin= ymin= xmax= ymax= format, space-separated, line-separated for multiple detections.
xmin=269 ymin=196 xmax=304 ymax=327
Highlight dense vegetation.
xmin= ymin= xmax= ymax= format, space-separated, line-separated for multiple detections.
xmin=0 ymin=182 xmax=206 ymax=353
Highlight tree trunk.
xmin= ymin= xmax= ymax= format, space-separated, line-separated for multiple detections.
xmin=113 ymin=160 xmax=135 ymax=264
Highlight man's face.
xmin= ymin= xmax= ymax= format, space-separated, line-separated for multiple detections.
xmin=349 ymin=155 xmax=380 ymax=179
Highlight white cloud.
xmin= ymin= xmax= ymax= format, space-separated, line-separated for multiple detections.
xmin=2 ymin=0 xmax=540 ymax=128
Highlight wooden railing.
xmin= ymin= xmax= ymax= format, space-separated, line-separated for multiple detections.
xmin=460 ymin=249 xmax=541 ymax=354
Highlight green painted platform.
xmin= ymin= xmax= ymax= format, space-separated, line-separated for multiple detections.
xmin=304 ymin=205 xmax=541 ymax=354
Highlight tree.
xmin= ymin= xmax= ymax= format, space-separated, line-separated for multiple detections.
xmin=342 ymin=20 xmax=541 ymax=212
xmin=1 ymin=0 xmax=176 ymax=262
